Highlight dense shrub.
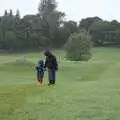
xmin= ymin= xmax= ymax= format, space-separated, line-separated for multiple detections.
xmin=64 ymin=32 xmax=92 ymax=61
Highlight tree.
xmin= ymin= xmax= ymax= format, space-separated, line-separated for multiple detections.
xmin=1 ymin=1 xmax=120 ymax=50
xmin=5 ymin=31 xmax=16 ymax=49
xmin=4 ymin=10 xmax=8 ymax=16
xmin=9 ymin=9 xmax=13 ymax=16
xmin=79 ymin=17 xmax=102 ymax=31
xmin=16 ymin=9 xmax=20 ymax=19
xmin=38 ymin=0 xmax=57 ymax=18
xmin=64 ymin=32 xmax=92 ymax=61
xmin=44 ymin=11 xmax=65 ymax=47
xmin=0 ymin=10 xmax=15 ymax=47
xmin=61 ymin=20 xmax=78 ymax=45
xmin=89 ymin=20 xmax=106 ymax=45
xmin=89 ymin=20 xmax=120 ymax=45
xmin=13 ymin=19 xmax=32 ymax=49
xmin=38 ymin=0 xmax=65 ymax=47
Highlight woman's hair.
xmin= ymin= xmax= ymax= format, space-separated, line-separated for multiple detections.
xmin=44 ymin=50 xmax=52 ymax=57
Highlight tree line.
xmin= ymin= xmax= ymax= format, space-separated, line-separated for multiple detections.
xmin=0 ymin=0 xmax=120 ymax=51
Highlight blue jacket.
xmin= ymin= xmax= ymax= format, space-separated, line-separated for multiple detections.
xmin=36 ymin=60 xmax=44 ymax=73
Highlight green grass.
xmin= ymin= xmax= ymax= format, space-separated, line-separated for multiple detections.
xmin=1 ymin=47 xmax=120 ymax=120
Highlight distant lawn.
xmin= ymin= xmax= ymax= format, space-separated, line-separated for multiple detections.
xmin=1 ymin=47 xmax=120 ymax=120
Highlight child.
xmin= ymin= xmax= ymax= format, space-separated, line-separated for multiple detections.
xmin=36 ymin=60 xmax=44 ymax=87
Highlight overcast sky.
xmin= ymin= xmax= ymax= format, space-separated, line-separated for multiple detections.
xmin=0 ymin=0 xmax=120 ymax=22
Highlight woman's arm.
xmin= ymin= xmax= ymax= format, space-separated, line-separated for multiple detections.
xmin=44 ymin=56 xmax=48 ymax=69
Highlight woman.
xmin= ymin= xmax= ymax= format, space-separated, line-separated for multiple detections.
xmin=44 ymin=51 xmax=58 ymax=85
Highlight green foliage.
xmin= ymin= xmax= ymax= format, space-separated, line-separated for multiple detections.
xmin=38 ymin=0 xmax=65 ymax=47
xmin=0 ymin=1 xmax=66 ymax=50
xmin=1 ymin=2 xmax=120 ymax=50
xmin=16 ymin=9 xmax=20 ymax=19
xmin=38 ymin=0 xmax=57 ymax=17
xmin=79 ymin=17 xmax=102 ymax=31
xmin=80 ymin=17 xmax=120 ymax=46
xmin=5 ymin=31 xmax=16 ymax=49
xmin=61 ymin=20 xmax=78 ymax=45
xmin=64 ymin=32 xmax=92 ymax=61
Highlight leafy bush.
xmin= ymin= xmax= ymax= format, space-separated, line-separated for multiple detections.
xmin=64 ymin=32 xmax=92 ymax=61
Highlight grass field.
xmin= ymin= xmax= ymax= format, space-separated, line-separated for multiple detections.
xmin=1 ymin=47 xmax=120 ymax=120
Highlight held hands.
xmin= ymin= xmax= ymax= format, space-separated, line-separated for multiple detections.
xmin=56 ymin=68 xmax=58 ymax=71
xmin=44 ymin=68 xmax=47 ymax=71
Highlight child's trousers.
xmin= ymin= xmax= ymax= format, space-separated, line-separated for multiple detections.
xmin=48 ymin=69 xmax=56 ymax=84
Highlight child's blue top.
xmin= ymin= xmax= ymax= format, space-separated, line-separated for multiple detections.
xmin=36 ymin=60 xmax=44 ymax=73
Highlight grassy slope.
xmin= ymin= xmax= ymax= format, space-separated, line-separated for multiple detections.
xmin=0 ymin=47 xmax=120 ymax=120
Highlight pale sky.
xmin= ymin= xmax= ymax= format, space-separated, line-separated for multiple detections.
xmin=0 ymin=0 xmax=120 ymax=22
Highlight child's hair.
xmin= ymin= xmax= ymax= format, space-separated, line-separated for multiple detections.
xmin=38 ymin=60 xmax=44 ymax=67
xmin=36 ymin=60 xmax=44 ymax=70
